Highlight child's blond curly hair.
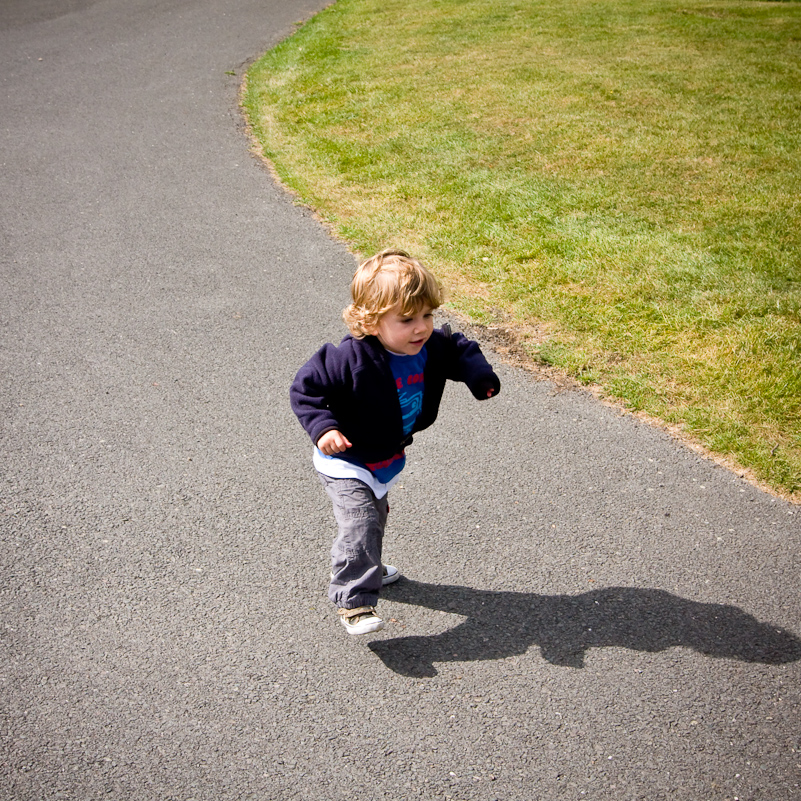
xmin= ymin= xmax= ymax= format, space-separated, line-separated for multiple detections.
xmin=343 ymin=249 xmax=443 ymax=338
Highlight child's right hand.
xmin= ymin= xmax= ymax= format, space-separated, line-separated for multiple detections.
xmin=317 ymin=430 xmax=353 ymax=456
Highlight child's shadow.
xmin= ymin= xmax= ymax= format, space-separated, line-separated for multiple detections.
xmin=370 ymin=580 xmax=801 ymax=677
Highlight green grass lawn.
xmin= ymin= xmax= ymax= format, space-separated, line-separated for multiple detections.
xmin=243 ymin=0 xmax=801 ymax=499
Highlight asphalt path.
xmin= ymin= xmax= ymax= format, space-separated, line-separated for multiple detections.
xmin=2 ymin=1 xmax=799 ymax=799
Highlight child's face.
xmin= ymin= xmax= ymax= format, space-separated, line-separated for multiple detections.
xmin=369 ymin=304 xmax=435 ymax=356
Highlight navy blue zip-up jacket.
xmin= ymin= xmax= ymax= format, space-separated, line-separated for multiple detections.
xmin=290 ymin=327 xmax=501 ymax=465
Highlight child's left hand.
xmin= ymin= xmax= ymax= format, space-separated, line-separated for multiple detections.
xmin=477 ymin=378 xmax=499 ymax=399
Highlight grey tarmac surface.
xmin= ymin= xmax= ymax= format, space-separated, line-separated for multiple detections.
xmin=1 ymin=1 xmax=799 ymax=799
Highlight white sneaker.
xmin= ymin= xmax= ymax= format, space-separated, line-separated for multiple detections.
xmin=382 ymin=564 xmax=400 ymax=585
xmin=338 ymin=606 xmax=385 ymax=635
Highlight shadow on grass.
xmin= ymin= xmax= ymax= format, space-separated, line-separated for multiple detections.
xmin=369 ymin=579 xmax=801 ymax=678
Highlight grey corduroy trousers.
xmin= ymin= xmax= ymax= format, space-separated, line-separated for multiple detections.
xmin=318 ymin=474 xmax=389 ymax=609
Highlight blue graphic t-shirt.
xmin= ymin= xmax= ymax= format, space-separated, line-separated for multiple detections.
xmin=362 ymin=348 xmax=427 ymax=484
xmin=390 ymin=349 xmax=427 ymax=436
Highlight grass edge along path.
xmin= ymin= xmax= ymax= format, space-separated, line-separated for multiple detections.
xmin=242 ymin=0 xmax=801 ymax=502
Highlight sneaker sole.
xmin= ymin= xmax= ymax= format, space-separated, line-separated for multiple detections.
xmin=341 ymin=617 xmax=385 ymax=635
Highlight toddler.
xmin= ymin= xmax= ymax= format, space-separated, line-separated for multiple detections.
xmin=290 ymin=250 xmax=500 ymax=634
